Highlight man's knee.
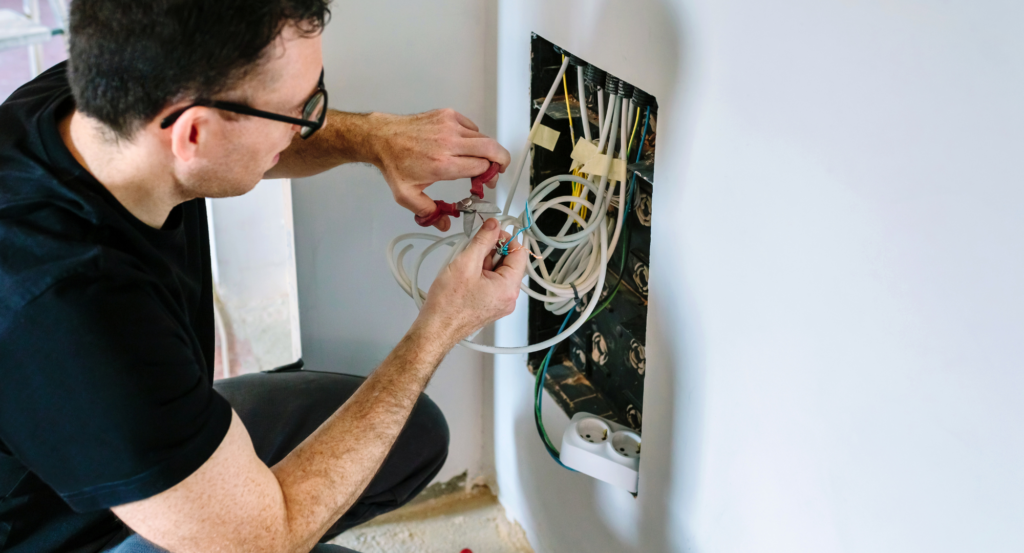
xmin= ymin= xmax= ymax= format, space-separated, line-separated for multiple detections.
xmin=406 ymin=392 xmax=450 ymax=468
xmin=311 ymin=545 xmax=361 ymax=553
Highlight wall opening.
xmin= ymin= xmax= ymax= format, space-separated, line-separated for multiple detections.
xmin=526 ymin=33 xmax=658 ymax=435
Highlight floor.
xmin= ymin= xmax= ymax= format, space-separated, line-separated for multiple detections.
xmin=330 ymin=486 xmax=535 ymax=553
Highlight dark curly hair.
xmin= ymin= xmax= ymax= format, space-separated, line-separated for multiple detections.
xmin=67 ymin=0 xmax=331 ymax=139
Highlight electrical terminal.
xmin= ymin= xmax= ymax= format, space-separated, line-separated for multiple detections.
xmin=584 ymin=63 xmax=606 ymax=88
xmin=632 ymin=87 xmax=655 ymax=108
xmin=604 ymin=74 xmax=621 ymax=96
xmin=618 ymin=80 xmax=634 ymax=100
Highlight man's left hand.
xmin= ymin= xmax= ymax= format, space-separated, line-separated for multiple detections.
xmin=372 ymin=109 xmax=511 ymax=232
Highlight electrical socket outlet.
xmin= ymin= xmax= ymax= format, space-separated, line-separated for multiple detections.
xmin=560 ymin=412 xmax=641 ymax=493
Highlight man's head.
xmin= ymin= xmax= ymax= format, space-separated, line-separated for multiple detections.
xmin=67 ymin=0 xmax=330 ymax=198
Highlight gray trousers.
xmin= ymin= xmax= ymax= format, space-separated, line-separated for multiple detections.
xmin=111 ymin=534 xmax=358 ymax=553
xmin=107 ymin=365 xmax=450 ymax=553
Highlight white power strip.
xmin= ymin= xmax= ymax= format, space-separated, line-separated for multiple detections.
xmin=559 ymin=412 xmax=641 ymax=493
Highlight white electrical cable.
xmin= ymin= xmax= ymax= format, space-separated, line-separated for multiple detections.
xmin=577 ymin=65 xmax=592 ymax=143
xmin=502 ymin=57 xmax=573 ymax=216
xmin=387 ymin=57 xmax=629 ymax=355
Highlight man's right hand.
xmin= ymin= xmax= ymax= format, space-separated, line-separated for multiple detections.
xmin=413 ymin=218 xmax=528 ymax=347
xmin=110 ymin=219 xmax=526 ymax=553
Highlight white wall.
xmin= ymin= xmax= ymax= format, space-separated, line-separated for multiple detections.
xmin=292 ymin=0 xmax=498 ymax=484
xmin=209 ymin=179 xmax=302 ymax=376
xmin=494 ymin=1 xmax=1024 ymax=552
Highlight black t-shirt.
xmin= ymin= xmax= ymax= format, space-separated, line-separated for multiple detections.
xmin=0 ymin=63 xmax=232 ymax=552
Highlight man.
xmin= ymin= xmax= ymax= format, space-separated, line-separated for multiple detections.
xmin=0 ymin=1 xmax=525 ymax=552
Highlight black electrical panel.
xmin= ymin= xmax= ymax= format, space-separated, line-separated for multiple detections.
xmin=527 ymin=34 xmax=657 ymax=433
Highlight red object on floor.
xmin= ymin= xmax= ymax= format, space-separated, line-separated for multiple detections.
xmin=461 ymin=549 xmax=473 ymax=553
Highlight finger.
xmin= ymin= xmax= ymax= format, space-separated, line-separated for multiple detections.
xmin=459 ymin=129 xmax=489 ymax=139
xmin=490 ymin=251 xmax=505 ymax=271
xmin=494 ymin=243 xmax=529 ymax=282
xmin=435 ymin=156 xmax=492 ymax=182
xmin=457 ymin=138 xmax=512 ymax=170
xmin=485 ymin=173 xmax=499 ymax=189
xmin=483 ymin=230 xmax=512 ymax=271
xmin=460 ymin=218 xmax=501 ymax=267
xmin=396 ymin=187 xmax=440 ymax=220
xmin=453 ymin=111 xmax=480 ymax=132
xmin=433 ymin=214 xmax=451 ymax=232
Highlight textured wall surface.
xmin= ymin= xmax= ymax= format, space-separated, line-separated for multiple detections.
xmin=493 ymin=1 xmax=1024 ymax=552
xmin=292 ymin=0 xmax=498 ymax=485
xmin=210 ymin=180 xmax=301 ymax=377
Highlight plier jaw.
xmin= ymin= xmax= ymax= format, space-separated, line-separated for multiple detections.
xmin=456 ymin=197 xmax=501 ymax=237
xmin=413 ymin=162 xmax=503 ymax=237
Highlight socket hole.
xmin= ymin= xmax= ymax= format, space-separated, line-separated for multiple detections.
xmin=577 ymin=418 xmax=611 ymax=444
xmin=611 ymin=431 xmax=642 ymax=459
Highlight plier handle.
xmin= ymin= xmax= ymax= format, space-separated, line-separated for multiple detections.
xmin=414 ymin=162 xmax=501 ymax=235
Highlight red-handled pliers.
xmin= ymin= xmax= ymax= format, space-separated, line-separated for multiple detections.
xmin=414 ymin=162 xmax=502 ymax=237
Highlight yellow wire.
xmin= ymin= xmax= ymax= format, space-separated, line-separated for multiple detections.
xmin=627 ymin=106 xmax=640 ymax=157
xmin=561 ymin=56 xmax=575 ymax=146
xmin=571 ymin=168 xmax=589 ymax=220
xmin=571 ymin=169 xmax=581 ymax=213
xmin=563 ymin=55 xmax=585 ymax=217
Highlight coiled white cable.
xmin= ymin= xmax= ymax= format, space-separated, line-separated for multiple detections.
xmin=387 ymin=57 xmax=630 ymax=355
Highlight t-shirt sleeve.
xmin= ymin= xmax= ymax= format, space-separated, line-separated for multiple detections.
xmin=0 ymin=274 xmax=232 ymax=512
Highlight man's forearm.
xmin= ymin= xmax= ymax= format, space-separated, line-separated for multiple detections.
xmin=265 ymin=110 xmax=383 ymax=179
xmin=109 ymin=222 xmax=520 ymax=553
xmin=268 ymin=324 xmax=452 ymax=552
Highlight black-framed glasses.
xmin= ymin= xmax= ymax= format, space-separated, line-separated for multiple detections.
xmin=160 ymin=69 xmax=328 ymax=139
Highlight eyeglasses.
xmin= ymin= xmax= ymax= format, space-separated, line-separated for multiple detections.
xmin=160 ymin=68 xmax=328 ymax=139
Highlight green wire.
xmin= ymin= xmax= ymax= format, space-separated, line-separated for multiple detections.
xmin=533 ymin=219 xmax=631 ymax=454
xmin=585 ymin=224 xmax=630 ymax=323
xmin=534 ymin=105 xmax=651 ymax=461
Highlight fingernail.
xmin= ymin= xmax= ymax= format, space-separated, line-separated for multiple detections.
xmin=484 ymin=218 xmax=497 ymax=230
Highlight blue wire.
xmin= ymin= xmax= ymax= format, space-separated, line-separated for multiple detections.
xmin=500 ymin=200 xmax=533 ymax=256
xmin=636 ymin=107 xmax=651 ymax=165
xmin=624 ymin=106 xmax=651 ymax=213
xmin=538 ymin=174 xmax=634 ymax=468
xmin=533 ymin=106 xmax=651 ymax=469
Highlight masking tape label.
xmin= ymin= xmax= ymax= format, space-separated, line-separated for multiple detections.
xmin=570 ymin=137 xmax=598 ymax=164
xmin=580 ymin=155 xmax=628 ymax=183
xmin=611 ymin=159 xmax=627 ymax=183
xmin=581 ymin=154 xmax=610 ymax=177
xmin=531 ymin=124 xmax=561 ymax=151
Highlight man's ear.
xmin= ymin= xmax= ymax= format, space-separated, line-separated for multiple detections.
xmin=168 ymin=107 xmax=213 ymax=163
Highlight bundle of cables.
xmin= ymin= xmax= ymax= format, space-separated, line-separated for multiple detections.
xmin=387 ymin=56 xmax=653 ymax=465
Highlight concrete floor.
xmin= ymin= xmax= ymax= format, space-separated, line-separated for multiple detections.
xmin=330 ymin=486 xmax=534 ymax=553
